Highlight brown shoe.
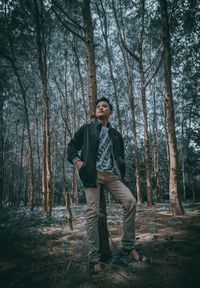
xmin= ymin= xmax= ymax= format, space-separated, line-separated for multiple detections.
xmin=130 ymin=249 xmax=148 ymax=262
xmin=90 ymin=262 xmax=103 ymax=273
xmin=130 ymin=249 xmax=140 ymax=261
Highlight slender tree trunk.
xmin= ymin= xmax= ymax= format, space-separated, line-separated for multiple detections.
xmin=188 ymin=160 xmax=196 ymax=203
xmin=11 ymin=66 xmax=35 ymax=210
xmin=112 ymin=0 xmax=153 ymax=206
xmin=122 ymin=50 xmax=142 ymax=204
xmin=63 ymin=113 xmax=73 ymax=229
xmin=82 ymin=0 xmax=111 ymax=261
xmin=97 ymin=0 xmax=122 ymax=132
xmin=55 ymin=72 xmax=74 ymax=227
xmin=112 ymin=1 xmax=142 ymax=203
xmin=180 ymin=107 xmax=187 ymax=201
xmin=72 ymin=166 xmax=79 ymax=204
xmin=44 ymin=88 xmax=53 ymax=214
xmin=99 ymin=186 xmax=112 ymax=262
xmin=17 ymin=120 xmax=25 ymax=207
xmin=36 ymin=116 xmax=41 ymax=206
xmin=191 ymin=177 xmax=196 ymax=203
xmin=138 ymin=0 xmax=152 ymax=206
xmin=139 ymin=62 xmax=152 ymax=206
xmin=82 ymin=0 xmax=97 ymax=117
xmin=0 ymin=89 xmax=4 ymax=206
xmin=153 ymin=90 xmax=161 ymax=202
xmin=3 ymin=3 xmax=35 ymax=209
xmin=34 ymin=0 xmax=53 ymax=215
xmin=73 ymin=44 xmax=88 ymax=122
xmin=159 ymin=0 xmax=184 ymax=215
xmin=62 ymin=158 xmax=73 ymax=230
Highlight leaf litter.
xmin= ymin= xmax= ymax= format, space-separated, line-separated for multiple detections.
xmin=0 ymin=202 xmax=200 ymax=288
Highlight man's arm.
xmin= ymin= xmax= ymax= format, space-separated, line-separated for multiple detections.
xmin=67 ymin=124 xmax=85 ymax=165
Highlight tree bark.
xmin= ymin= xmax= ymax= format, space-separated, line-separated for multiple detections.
xmin=73 ymin=43 xmax=88 ymax=122
xmin=97 ymin=0 xmax=122 ymax=133
xmin=62 ymin=103 xmax=73 ymax=229
xmin=0 ymin=87 xmax=4 ymax=207
xmin=112 ymin=0 xmax=153 ymax=206
xmin=139 ymin=61 xmax=152 ymax=206
xmin=17 ymin=120 xmax=25 ymax=207
xmin=153 ymin=89 xmax=161 ymax=202
xmin=121 ymin=48 xmax=143 ymax=204
xmin=82 ymin=0 xmax=111 ymax=261
xmin=82 ymin=0 xmax=97 ymax=118
xmin=99 ymin=187 xmax=112 ymax=262
xmin=33 ymin=0 xmax=53 ymax=215
xmin=10 ymin=61 xmax=35 ymax=210
xmin=159 ymin=0 xmax=184 ymax=215
xmin=72 ymin=166 xmax=79 ymax=204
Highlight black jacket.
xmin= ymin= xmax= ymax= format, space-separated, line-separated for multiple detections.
xmin=67 ymin=122 xmax=125 ymax=187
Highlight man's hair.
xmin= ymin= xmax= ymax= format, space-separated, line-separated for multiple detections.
xmin=96 ymin=97 xmax=113 ymax=111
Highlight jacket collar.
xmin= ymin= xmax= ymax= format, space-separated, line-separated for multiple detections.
xmin=96 ymin=119 xmax=111 ymax=128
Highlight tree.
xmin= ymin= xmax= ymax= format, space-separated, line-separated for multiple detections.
xmin=53 ymin=0 xmax=111 ymax=261
xmin=0 ymin=1 xmax=35 ymax=209
xmin=31 ymin=0 xmax=53 ymax=214
xmin=159 ymin=0 xmax=184 ymax=215
xmin=112 ymin=0 xmax=163 ymax=206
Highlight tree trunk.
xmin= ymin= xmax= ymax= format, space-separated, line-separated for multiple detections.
xmin=55 ymin=57 xmax=74 ymax=228
xmin=138 ymin=0 xmax=152 ymax=206
xmin=34 ymin=0 xmax=53 ymax=215
xmin=139 ymin=63 xmax=152 ymax=206
xmin=36 ymin=115 xmax=41 ymax=206
xmin=63 ymin=110 xmax=73 ymax=230
xmin=159 ymin=0 xmax=184 ymax=215
xmin=122 ymin=49 xmax=142 ymax=204
xmin=97 ymin=0 xmax=122 ymax=133
xmin=3 ymin=4 xmax=35 ymax=209
xmin=72 ymin=166 xmax=79 ymax=204
xmin=99 ymin=187 xmax=112 ymax=262
xmin=153 ymin=90 xmax=161 ymax=202
xmin=17 ymin=120 xmax=25 ymax=207
xmin=43 ymin=89 xmax=53 ymax=214
xmin=82 ymin=0 xmax=97 ymax=118
xmin=0 ymin=88 xmax=4 ymax=207
xmin=112 ymin=0 xmax=152 ymax=206
xmin=11 ymin=66 xmax=35 ymax=210
xmin=73 ymin=43 xmax=88 ymax=122
xmin=82 ymin=0 xmax=111 ymax=261
xmin=63 ymin=158 xmax=73 ymax=230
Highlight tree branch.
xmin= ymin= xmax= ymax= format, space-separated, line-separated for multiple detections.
xmin=52 ymin=7 xmax=85 ymax=42
xmin=145 ymin=51 xmax=163 ymax=88
xmin=111 ymin=0 xmax=140 ymax=62
xmin=52 ymin=0 xmax=84 ymax=31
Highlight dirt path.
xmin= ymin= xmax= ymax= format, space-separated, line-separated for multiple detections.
xmin=0 ymin=202 xmax=200 ymax=288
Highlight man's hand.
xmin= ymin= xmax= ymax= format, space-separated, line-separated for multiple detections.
xmin=75 ymin=160 xmax=84 ymax=171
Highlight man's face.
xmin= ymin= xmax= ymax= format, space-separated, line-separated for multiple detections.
xmin=95 ymin=101 xmax=112 ymax=120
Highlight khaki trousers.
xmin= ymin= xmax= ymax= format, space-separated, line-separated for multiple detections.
xmin=84 ymin=172 xmax=136 ymax=263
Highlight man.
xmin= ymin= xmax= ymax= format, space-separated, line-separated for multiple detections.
xmin=67 ymin=97 xmax=140 ymax=273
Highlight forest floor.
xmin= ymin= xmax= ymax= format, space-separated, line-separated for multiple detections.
xmin=0 ymin=202 xmax=200 ymax=288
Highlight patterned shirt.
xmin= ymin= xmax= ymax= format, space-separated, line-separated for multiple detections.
xmin=96 ymin=126 xmax=113 ymax=173
xmin=96 ymin=125 xmax=121 ymax=179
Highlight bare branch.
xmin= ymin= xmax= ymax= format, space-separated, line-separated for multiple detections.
xmin=52 ymin=6 xmax=85 ymax=42
xmin=52 ymin=0 xmax=84 ymax=31
xmin=144 ymin=43 xmax=163 ymax=75
xmin=111 ymin=0 xmax=140 ymax=62
xmin=145 ymin=51 xmax=163 ymax=88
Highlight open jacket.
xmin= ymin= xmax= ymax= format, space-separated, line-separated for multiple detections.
xmin=67 ymin=122 xmax=125 ymax=187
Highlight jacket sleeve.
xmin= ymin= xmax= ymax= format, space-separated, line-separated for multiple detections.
xmin=67 ymin=125 xmax=85 ymax=164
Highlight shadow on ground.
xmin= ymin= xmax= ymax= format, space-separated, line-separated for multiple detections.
xmin=0 ymin=202 xmax=200 ymax=288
